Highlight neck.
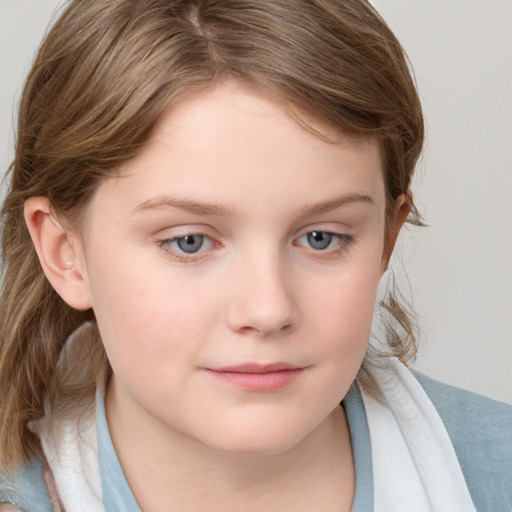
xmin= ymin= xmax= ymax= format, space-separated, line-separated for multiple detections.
xmin=106 ymin=388 xmax=355 ymax=512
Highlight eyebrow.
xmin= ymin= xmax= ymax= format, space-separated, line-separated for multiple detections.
xmin=132 ymin=192 xmax=374 ymax=217
xmin=132 ymin=195 xmax=235 ymax=216
xmin=298 ymin=192 xmax=374 ymax=216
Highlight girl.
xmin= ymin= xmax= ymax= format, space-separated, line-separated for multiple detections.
xmin=0 ymin=1 xmax=510 ymax=510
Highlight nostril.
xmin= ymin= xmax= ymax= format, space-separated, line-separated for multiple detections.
xmin=238 ymin=322 xmax=294 ymax=337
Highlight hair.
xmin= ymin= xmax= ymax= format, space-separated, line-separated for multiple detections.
xmin=0 ymin=0 xmax=424 ymax=471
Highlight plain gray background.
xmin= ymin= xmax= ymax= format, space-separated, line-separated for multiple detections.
xmin=1 ymin=0 xmax=511 ymax=403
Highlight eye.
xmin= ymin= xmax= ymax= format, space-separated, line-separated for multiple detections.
xmin=296 ymin=230 xmax=353 ymax=252
xmin=158 ymin=234 xmax=214 ymax=258
xmin=305 ymin=231 xmax=333 ymax=250
xmin=174 ymin=234 xmax=208 ymax=254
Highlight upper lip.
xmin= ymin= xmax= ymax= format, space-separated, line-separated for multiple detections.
xmin=208 ymin=362 xmax=303 ymax=373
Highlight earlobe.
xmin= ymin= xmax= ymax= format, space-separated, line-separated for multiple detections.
xmin=381 ymin=193 xmax=411 ymax=272
xmin=24 ymin=197 xmax=92 ymax=310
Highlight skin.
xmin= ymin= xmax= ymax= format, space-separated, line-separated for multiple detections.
xmin=25 ymin=81 xmax=408 ymax=511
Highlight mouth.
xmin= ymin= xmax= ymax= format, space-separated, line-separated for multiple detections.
xmin=205 ymin=362 xmax=306 ymax=392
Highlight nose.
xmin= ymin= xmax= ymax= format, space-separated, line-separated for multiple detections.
xmin=226 ymin=252 xmax=297 ymax=337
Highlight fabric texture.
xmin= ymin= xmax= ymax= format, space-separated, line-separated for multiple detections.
xmin=0 ymin=456 xmax=52 ymax=511
xmin=360 ymin=358 xmax=477 ymax=511
xmin=37 ymin=404 xmax=102 ymax=512
xmin=415 ymin=372 xmax=512 ymax=511
xmin=343 ymin=385 xmax=374 ymax=511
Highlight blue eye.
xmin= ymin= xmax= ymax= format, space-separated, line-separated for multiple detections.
xmin=157 ymin=233 xmax=216 ymax=262
xmin=296 ymin=230 xmax=352 ymax=252
xmin=306 ymin=231 xmax=334 ymax=250
xmin=174 ymin=235 xmax=207 ymax=253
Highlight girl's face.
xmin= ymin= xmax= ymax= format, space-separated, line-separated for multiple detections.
xmin=79 ymin=81 xmax=391 ymax=456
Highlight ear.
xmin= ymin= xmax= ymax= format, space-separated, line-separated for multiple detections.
xmin=24 ymin=197 xmax=92 ymax=310
xmin=380 ymin=193 xmax=411 ymax=272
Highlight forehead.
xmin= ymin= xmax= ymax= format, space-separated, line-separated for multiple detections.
xmin=149 ymin=81 xmax=378 ymax=156
xmin=86 ymin=81 xmax=385 ymax=223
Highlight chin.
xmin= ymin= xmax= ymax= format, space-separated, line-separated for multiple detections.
xmin=210 ymin=437 xmax=302 ymax=458
xmin=198 ymin=418 xmax=315 ymax=458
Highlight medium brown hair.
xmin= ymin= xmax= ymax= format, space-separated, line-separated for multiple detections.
xmin=0 ymin=0 xmax=423 ymax=470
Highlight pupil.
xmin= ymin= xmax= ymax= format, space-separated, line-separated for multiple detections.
xmin=308 ymin=231 xmax=332 ymax=250
xmin=177 ymin=235 xmax=203 ymax=253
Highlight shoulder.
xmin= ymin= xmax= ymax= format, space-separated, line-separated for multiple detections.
xmin=0 ymin=456 xmax=54 ymax=512
xmin=415 ymin=372 xmax=512 ymax=512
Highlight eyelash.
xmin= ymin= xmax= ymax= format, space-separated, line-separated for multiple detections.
xmin=157 ymin=234 xmax=216 ymax=263
xmin=295 ymin=231 xmax=353 ymax=254
xmin=157 ymin=230 xmax=354 ymax=263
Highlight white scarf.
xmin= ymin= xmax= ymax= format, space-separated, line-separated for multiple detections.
xmin=360 ymin=357 xmax=477 ymax=511
xmin=38 ymin=406 xmax=104 ymax=512
xmin=39 ymin=358 xmax=476 ymax=511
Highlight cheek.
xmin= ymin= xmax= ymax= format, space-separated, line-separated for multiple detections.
xmin=300 ymin=257 xmax=382 ymax=378
xmin=86 ymin=252 xmax=220 ymax=374
xmin=305 ymin=261 xmax=382 ymax=335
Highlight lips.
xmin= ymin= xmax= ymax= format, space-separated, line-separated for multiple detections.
xmin=213 ymin=362 xmax=302 ymax=373
xmin=205 ymin=362 xmax=306 ymax=392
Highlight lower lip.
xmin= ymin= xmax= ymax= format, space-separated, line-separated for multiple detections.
xmin=206 ymin=368 xmax=305 ymax=392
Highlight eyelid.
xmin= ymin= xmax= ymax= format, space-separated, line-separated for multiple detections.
xmin=294 ymin=223 xmax=353 ymax=239
xmin=295 ymin=231 xmax=353 ymax=244
xmin=155 ymin=227 xmax=221 ymax=262
xmin=154 ymin=224 xmax=354 ymax=263
xmin=293 ymin=227 xmax=354 ymax=253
